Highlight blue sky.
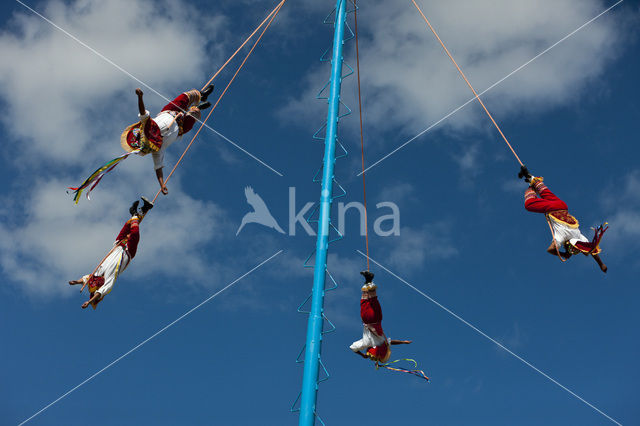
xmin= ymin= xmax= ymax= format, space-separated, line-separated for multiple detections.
xmin=1 ymin=0 xmax=639 ymax=425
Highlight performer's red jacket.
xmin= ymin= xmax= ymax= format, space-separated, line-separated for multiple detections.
xmin=115 ymin=218 xmax=140 ymax=258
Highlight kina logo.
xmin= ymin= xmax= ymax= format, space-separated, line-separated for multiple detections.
xmin=236 ymin=186 xmax=400 ymax=237
xmin=236 ymin=186 xmax=285 ymax=236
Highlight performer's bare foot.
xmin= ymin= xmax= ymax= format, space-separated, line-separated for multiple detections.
xmin=69 ymin=279 xmax=82 ymax=285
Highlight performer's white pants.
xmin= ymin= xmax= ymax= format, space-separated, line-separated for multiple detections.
xmin=83 ymin=246 xmax=131 ymax=297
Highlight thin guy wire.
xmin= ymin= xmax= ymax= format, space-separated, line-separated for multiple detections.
xmin=19 ymin=250 xmax=284 ymax=425
xmin=357 ymin=0 xmax=623 ymax=177
xmin=357 ymin=250 xmax=622 ymax=426
xmin=15 ymin=0 xmax=284 ymax=177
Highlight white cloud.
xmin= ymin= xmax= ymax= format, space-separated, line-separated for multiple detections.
xmin=359 ymin=0 xmax=624 ymax=134
xmin=326 ymin=252 xmax=365 ymax=284
xmin=0 ymin=172 xmax=233 ymax=298
xmin=452 ymin=142 xmax=482 ymax=187
xmin=501 ymin=178 xmax=526 ymax=194
xmin=0 ymin=0 xmax=226 ymax=164
xmin=0 ymin=0 xmax=238 ymax=298
xmin=606 ymin=210 xmax=640 ymax=241
xmin=602 ymin=170 xmax=640 ymax=209
xmin=376 ymin=182 xmax=415 ymax=205
xmin=497 ymin=322 xmax=527 ymax=354
xmin=384 ymin=222 xmax=458 ymax=270
xmin=596 ymin=170 xmax=640 ymax=263
xmin=454 ymin=143 xmax=479 ymax=173
xmin=131 ymin=188 xmax=232 ymax=284
xmin=280 ymin=0 xmax=627 ymax=142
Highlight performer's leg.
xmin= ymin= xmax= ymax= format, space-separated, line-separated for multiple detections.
xmin=181 ymin=107 xmax=202 ymax=135
xmin=98 ymin=261 xmax=121 ymax=297
xmin=160 ymin=93 xmax=188 ymax=113
xmin=161 ymin=93 xmax=190 ymax=112
xmin=367 ymin=296 xmax=383 ymax=323
xmin=525 ymin=197 xmax=558 ymax=213
xmin=160 ymin=90 xmax=201 ymax=113
xmin=70 ymin=274 xmax=90 ymax=286
xmin=183 ymin=89 xmax=201 ymax=107
xmin=524 ymin=187 xmax=553 ymax=213
xmin=537 ymin=188 xmax=568 ymax=209
xmin=95 ymin=249 xmax=127 ymax=297
xmin=525 ymin=191 xmax=568 ymax=213
xmin=525 ymin=181 xmax=568 ymax=213
xmin=360 ymin=293 xmax=378 ymax=324
xmin=592 ymin=253 xmax=607 ymax=273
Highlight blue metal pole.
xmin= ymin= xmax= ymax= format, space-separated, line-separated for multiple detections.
xmin=299 ymin=0 xmax=347 ymax=424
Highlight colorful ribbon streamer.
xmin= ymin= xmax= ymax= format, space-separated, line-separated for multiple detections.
xmin=376 ymin=358 xmax=430 ymax=382
xmin=68 ymin=150 xmax=139 ymax=204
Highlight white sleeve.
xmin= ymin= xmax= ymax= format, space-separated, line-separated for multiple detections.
xmin=152 ymin=149 xmax=164 ymax=170
xmin=138 ymin=110 xmax=150 ymax=120
xmin=350 ymin=339 xmax=367 ymax=352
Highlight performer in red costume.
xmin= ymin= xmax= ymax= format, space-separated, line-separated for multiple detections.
xmin=69 ymin=198 xmax=153 ymax=309
xmin=121 ymin=86 xmax=214 ymax=194
xmin=519 ymin=166 xmax=607 ymax=273
xmin=350 ymin=271 xmax=411 ymax=362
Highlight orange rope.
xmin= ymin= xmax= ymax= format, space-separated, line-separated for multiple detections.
xmin=546 ymin=215 xmax=568 ymax=262
xmin=410 ymin=0 xmax=524 ymax=167
xmin=353 ymin=0 xmax=370 ymax=270
xmin=151 ymin=0 xmax=286 ymax=203
xmin=158 ymin=0 xmax=286 ymax=120
xmin=199 ymin=0 xmax=286 ymax=92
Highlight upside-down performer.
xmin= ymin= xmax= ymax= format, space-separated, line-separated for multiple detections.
xmin=68 ymin=86 xmax=214 ymax=203
xmin=68 ymin=198 xmax=153 ymax=309
xmin=350 ymin=271 xmax=412 ymax=362
xmin=122 ymin=86 xmax=213 ymax=195
xmin=519 ymin=166 xmax=608 ymax=273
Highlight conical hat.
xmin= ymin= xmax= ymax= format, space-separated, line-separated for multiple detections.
xmin=121 ymin=122 xmax=144 ymax=153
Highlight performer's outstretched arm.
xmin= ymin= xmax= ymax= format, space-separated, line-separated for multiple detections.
xmin=82 ymin=292 xmax=101 ymax=309
xmin=155 ymin=167 xmax=168 ymax=195
xmin=592 ymin=253 xmax=607 ymax=273
xmin=135 ymin=88 xmax=146 ymax=115
xmin=390 ymin=340 xmax=412 ymax=345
